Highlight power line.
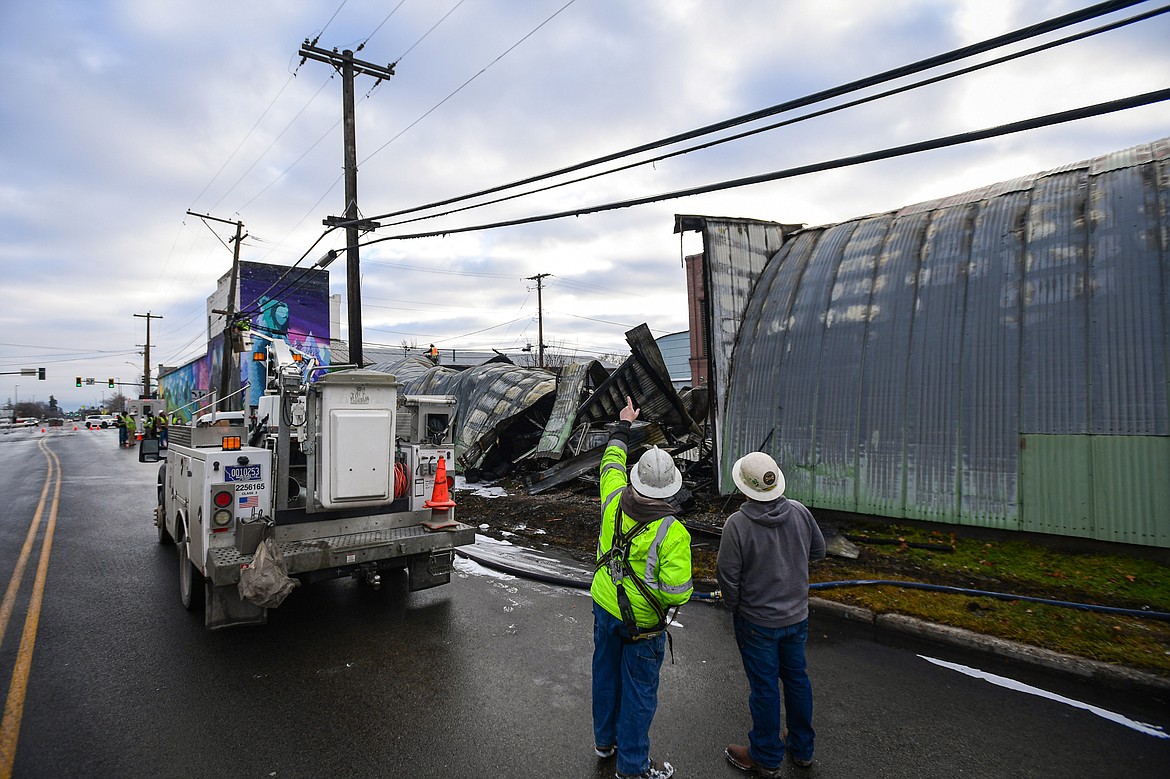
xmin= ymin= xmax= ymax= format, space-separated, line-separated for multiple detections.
xmin=356 ymin=0 xmax=406 ymax=53
xmin=188 ymin=73 xmax=298 ymax=211
xmin=367 ymin=2 xmax=1170 ymax=235
xmin=308 ymin=0 xmax=349 ymax=47
xmin=392 ymin=0 xmax=468 ymax=64
xmin=356 ymin=0 xmax=1148 ymax=226
xmin=209 ymin=73 xmax=337 ymax=214
xmin=356 ymin=0 xmax=579 ymax=169
xmin=356 ymin=87 xmax=1170 ymax=245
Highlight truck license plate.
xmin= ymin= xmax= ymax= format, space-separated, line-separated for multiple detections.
xmin=224 ymin=465 xmax=262 ymax=482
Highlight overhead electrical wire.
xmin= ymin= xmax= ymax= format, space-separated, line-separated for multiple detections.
xmin=356 ymin=87 xmax=1170 ymax=245
xmin=366 ymin=2 xmax=1170 ymax=234
xmin=391 ymin=0 xmax=468 ymax=65
xmin=308 ymin=0 xmax=349 ymax=48
xmin=356 ymin=0 xmax=407 ymax=53
xmin=210 ymin=73 xmax=337 ymax=214
xmin=356 ymin=0 xmax=580 ymax=169
xmin=187 ymin=76 xmax=297 ymax=210
xmin=355 ymin=0 xmax=1151 ymax=227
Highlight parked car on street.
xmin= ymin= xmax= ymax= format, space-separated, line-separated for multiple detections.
xmin=85 ymin=415 xmax=117 ymax=429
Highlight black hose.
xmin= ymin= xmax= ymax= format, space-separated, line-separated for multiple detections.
xmin=810 ymin=580 xmax=1170 ymax=622
xmin=454 ymin=546 xmax=1170 ymax=619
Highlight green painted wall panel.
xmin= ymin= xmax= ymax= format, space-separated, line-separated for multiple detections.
xmin=1020 ymin=435 xmax=1169 ymax=546
xmin=1089 ymin=436 xmax=1170 ymax=546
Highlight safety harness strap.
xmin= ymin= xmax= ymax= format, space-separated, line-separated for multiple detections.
xmin=596 ymin=504 xmax=668 ymax=640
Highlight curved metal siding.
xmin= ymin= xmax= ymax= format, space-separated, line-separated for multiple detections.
xmin=774 ymin=223 xmax=858 ymax=501
xmin=1089 ymin=163 xmax=1167 ymax=435
xmin=721 ymin=231 xmax=818 ymax=490
xmin=814 ymin=216 xmax=891 ymax=510
xmin=858 ymin=212 xmax=931 ymax=517
xmin=959 ymin=191 xmax=1028 ymax=529
xmin=1021 ymin=169 xmax=1091 ymax=435
xmin=721 ymin=139 xmax=1170 ymax=547
xmin=907 ymin=205 xmax=977 ymax=521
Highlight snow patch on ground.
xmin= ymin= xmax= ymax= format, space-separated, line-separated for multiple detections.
xmin=454 ymin=474 xmax=507 ymax=498
xmin=453 ymin=556 xmax=515 ymax=581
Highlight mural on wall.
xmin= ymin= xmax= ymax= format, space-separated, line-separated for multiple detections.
xmin=160 ymin=261 xmax=331 ymax=417
xmin=236 ymin=260 xmax=332 ymax=407
xmin=158 ymin=356 xmax=210 ymax=423
xmin=238 ymin=262 xmax=332 ymax=408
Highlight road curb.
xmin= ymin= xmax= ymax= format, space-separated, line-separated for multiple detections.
xmin=809 ymin=596 xmax=1170 ymax=694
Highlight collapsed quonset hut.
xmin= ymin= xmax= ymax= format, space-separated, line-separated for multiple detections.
xmin=366 ymin=324 xmax=705 ymax=485
xmin=682 ymin=137 xmax=1170 ymax=549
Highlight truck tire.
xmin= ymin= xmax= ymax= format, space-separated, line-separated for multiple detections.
xmin=178 ymin=541 xmax=205 ymax=611
xmin=156 ymin=464 xmax=172 ymax=545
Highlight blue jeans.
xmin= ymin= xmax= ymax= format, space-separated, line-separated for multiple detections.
xmin=592 ymin=601 xmax=666 ymax=776
xmin=733 ymin=613 xmax=815 ymax=768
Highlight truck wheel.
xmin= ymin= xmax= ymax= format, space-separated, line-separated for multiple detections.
xmin=178 ymin=542 xmax=205 ymax=611
xmin=158 ymin=515 xmax=173 ymax=545
xmin=156 ymin=464 xmax=172 ymax=544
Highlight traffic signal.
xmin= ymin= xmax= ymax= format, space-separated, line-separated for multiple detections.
xmin=37 ymin=368 xmax=45 ymax=380
xmin=75 ymin=376 xmax=82 ymax=387
xmin=108 ymin=378 xmax=115 ymax=388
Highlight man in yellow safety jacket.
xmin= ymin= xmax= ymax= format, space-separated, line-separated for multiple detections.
xmin=590 ymin=396 xmax=692 ymax=779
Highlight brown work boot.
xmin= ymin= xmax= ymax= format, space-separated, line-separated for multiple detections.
xmin=724 ymin=744 xmax=782 ymax=778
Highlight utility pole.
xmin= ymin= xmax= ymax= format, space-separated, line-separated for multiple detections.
xmin=133 ymin=312 xmax=163 ymax=398
xmin=301 ymin=41 xmax=393 ymax=368
xmin=188 ymin=210 xmax=245 ymax=410
xmin=526 ymin=273 xmax=551 ymax=369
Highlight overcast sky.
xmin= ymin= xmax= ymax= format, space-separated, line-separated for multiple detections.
xmin=2 ymin=0 xmax=1168 ymax=411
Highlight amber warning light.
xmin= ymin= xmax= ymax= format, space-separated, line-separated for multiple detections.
xmin=222 ymin=436 xmax=242 ymax=451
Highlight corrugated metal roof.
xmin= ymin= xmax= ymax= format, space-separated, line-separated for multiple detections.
xmin=577 ymin=324 xmax=701 ymax=438
xmin=714 ymin=137 xmax=1170 ymax=547
xmin=367 ymin=355 xmax=556 ymax=472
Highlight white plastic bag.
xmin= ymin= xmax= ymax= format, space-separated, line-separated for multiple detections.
xmin=238 ymin=536 xmax=298 ymax=608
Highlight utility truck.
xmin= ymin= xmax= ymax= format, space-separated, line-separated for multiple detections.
xmin=152 ymin=336 xmax=473 ymax=629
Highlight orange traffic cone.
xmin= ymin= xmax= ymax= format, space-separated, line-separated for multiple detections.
xmin=422 ymin=455 xmax=457 ymax=531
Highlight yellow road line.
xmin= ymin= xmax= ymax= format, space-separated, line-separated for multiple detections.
xmin=0 ymin=440 xmax=52 ymax=648
xmin=0 ymin=438 xmax=61 ymax=777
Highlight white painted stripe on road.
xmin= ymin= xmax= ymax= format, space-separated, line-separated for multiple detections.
xmin=920 ymin=655 xmax=1169 ymax=739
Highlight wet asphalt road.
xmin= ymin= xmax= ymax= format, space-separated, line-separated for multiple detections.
xmin=0 ymin=427 xmax=1167 ymax=778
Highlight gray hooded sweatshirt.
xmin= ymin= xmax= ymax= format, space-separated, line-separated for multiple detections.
xmin=716 ymin=496 xmax=826 ymax=629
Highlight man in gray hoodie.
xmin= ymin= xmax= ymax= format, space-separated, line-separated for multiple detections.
xmin=717 ymin=451 xmax=826 ymax=777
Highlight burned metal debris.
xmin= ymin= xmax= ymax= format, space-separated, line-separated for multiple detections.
xmin=367 ymin=324 xmax=709 ymax=493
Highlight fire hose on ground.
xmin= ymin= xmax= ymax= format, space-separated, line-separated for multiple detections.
xmin=453 ymin=546 xmax=1170 ymax=621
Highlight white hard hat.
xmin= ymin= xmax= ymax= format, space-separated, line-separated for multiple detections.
xmin=629 ymin=446 xmax=682 ymax=499
xmin=732 ymin=452 xmax=786 ymax=501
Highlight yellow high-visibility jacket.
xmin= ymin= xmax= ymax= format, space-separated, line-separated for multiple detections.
xmin=590 ymin=421 xmax=693 ymax=628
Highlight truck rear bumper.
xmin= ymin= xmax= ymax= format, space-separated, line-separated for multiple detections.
xmin=205 ymin=523 xmax=475 ymax=586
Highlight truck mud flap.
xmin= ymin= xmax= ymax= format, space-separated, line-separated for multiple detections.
xmin=408 ymin=550 xmax=455 ymax=591
xmin=206 ymin=583 xmax=267 ymax=630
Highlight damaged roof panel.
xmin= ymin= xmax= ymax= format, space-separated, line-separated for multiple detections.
xmin=672 ymin=215 xmax=792 ymax=472
xmin=576 ymin=324 xmax=701 ymax=438
xmin=368 ymin=355 xmax=557 ymax=473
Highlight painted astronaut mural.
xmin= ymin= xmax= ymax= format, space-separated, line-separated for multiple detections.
xmin=239 ymin=263 xmax=332 ymax=409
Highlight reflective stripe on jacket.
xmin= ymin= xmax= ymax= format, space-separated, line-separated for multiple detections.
xmin=589 ymin=422 xmax=693 ymax=627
